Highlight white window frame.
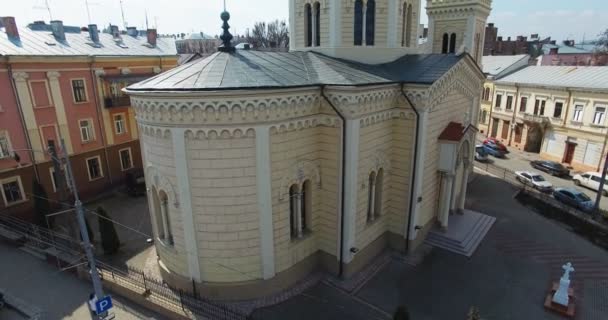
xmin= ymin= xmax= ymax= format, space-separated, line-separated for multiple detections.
xmin=593 ymin=105 xmax=607 ymax=125
xmin=505 ymin=95 xmax=514 ymax=110
xmin=553 ymin=100 xmax=565 ymax=118
xmin=1 ymin=176 xmax=26 ymax=206
xmin=85 ymin=156 xmax=104 ymax=181
xmin=113 ymin=113 xmax=127 ymax=135
xmin=49 ymin=166 xmax=72 ymax=193
xmin=0 ymin=131 xmax=12 ymax=159
xmin=79 ymin=119 xmax=94 ymax=143
xmin=573 ymin=105 xmax=584 ymax=122
xmin=119 ymin=148 xmax=134 ymax=171
xmin=70 ymin=78 xmax=88 ymax=104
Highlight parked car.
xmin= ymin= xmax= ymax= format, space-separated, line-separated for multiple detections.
xmin=483 ymin=137 xmax=508 ymax=153
xmin=482 ymin=143 xmax=506 ymax=158
xmin=530 ymin=160 xmax=570 ymax=177
xmin=515 ymin=171 xmax=553 ymax=192
xmin=552 ymin=187 xmax=594 ymax=213
xmin=572 ymin=172 xmax=608 ymax=196
xmin=475 ymin=145 xmax=489 ymax=162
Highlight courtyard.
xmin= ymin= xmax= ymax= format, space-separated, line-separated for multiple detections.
xmin=251 ymin=172 xmax=608 ymax=320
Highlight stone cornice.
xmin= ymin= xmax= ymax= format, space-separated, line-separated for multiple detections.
xmin=46 ymin=71 xmax=61 ymax=80
xmin=323 ymin=85 xmax=403 ymax=119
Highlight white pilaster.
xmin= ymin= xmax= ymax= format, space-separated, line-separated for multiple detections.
xmin=409 ymin=108 xmax=428 ymax=240
xmin=329 ymin=0 xmax=342 ymax=47
xmin=12 ymin=72 xmax=44 ymax=162
xmin=46 ymin=71 xmax=73 ymax=154
xmin=172 ymin=128 xmax=201 ymax=282
xmin=255 ymin=126 xmax=275 ymax=280
xmin=458 ymin=160 xmax=470 ymax=211
xmin=439 ymin=174 xmax=454 ymax=229
xmin=288 ymin=0 xmax=297 ymax=51
xmin=387 ymin=0 xmax=398 ymax=48
xmin=465 ymin=15 xmax=476 ymax=53
xmin=342 ymin=119 xmax=360 ymax=263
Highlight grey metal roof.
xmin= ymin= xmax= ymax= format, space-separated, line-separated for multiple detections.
xmin=542 ymin=44 xmax=592 ymax=55
xmin=0 ymin=26 xmax=177 ymax=57
xmin=481 ymin=54 xmax=529 ymax=77
xmin=126 ymin=50 xmax=463 ymax=91
xmin=496 ymin=66 xmax=608 ymax=91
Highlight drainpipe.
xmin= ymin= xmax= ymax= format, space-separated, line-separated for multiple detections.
xmin=320 ymin=87 xmax=347 ymax=278
xmin=89 ymin=56 xmax=113 ymax=185
xmin=7 ymin=57 xmax=40 ymax=182
xmin=399 ymin=84 xmax=420 ymax=253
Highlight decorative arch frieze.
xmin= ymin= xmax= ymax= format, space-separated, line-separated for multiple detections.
xmin=146 ymin=166 xmax=179 ymax=208
xmin=323 ymin=86 xmax=402 ymax=119
xmin=427 ymin=58 xmax=484 ymax=110
xmin=365 ymin=150 xmax=390 ymax=181
xmin=278 ymin=159 xmax=322 ymax=201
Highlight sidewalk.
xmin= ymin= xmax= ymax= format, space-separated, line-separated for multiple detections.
xmin=0 ymin=241 xmax=165 ymax=320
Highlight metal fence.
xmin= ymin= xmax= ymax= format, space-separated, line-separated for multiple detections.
xmin=473 ymin=161 xmax=608 ymax=228
xmin=0 ymin=213 xmax=251 ymax=320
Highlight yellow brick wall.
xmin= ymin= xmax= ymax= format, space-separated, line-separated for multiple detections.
xmin=388 ymin=116 xmax=415 ymax=235
xmin=432 ymin=19 xmax=467 ymax=53
xmin=186 ymin=134 xmax=262 ymax=282
xmin=142 ymin=131 xmax=189 ymax=278
xmin=419 ymin=90 xmax=471 ymax=226
xmin=317 ymin=125 xmax=341 ymax=256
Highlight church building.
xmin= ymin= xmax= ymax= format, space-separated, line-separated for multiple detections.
xmin=125 ymin=0 xmax=492 ymax=300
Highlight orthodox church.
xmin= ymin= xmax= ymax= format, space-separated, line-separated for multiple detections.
xmin=126 ymin=0 xmax=492 ymax=300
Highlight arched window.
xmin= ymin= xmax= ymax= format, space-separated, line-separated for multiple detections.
xmin=289 ymin=184 xmax=299 ymax=238
xmin=484 ymin=87 xmax=491 ymax=101
xmin=365 ymin=0 xmax=376 ymax=45
xmin=401 ymin=3 xmax=407 ymax=47
xmin=374 ymin=169 xmax=383 ymax=218
xmin=367 ymin=171 xmax=376 ymax=222
xmin=154 ymin=190 xmax=173 ymax=246
xmin=405 ymin=4 xmax=412 ymax=47
xmin=442 ymin=33 xmax=449 ymax=54
xmin=481 ymin=110 xmax=488 ymax=124
xmin=304 ymin=3 xmax=312 ymax=47
xmin=449 ymin=33 xmax=457 ymax=53
xmin=301 ymin=180 xmax=311 ymax=232
xmin=314 ymin=2 xmax=321 ymax=46
xmin=354 ymin=0 xmax=363 ymax=45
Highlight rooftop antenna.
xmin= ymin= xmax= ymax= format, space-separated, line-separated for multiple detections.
xmin=84 ymin=0 xmax=100 ymax=24
xmin=145 ymin=9 xmax=149 ymax=29
xmin=33 ymin=0 xmax=53 ymax=21
xmin=120 ymin=0 xmax=127 ymax=29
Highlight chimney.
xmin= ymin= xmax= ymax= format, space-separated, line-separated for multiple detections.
xmin=488 ymin=23 xmax=494 ymax=28
xmin=1 ymin=17 xmax=19 ymax=40
xmin=147 ymin=29 xmax=157 ymax=47
xmin=127 ymin=26 xmax=138 ymax=37
xmin=507 ymin=36 xmax=511 ymax=41
xmin=50 ymin=20 xmax=65 ymax=41
xmin=549 ymin=47 xmax=559 ymax=55
xmin=110 ymin=25 xmax=120 ymax=38
xmin=88 ymin=24 xmax=99 ymax=43
xmin=497 ymin=36 xmax=503 ymax=42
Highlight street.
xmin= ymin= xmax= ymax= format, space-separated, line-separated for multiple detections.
xmin=475 ymin=137 xmax=608 ymax=211
xmin=0 ymin=241 xmax=166 ymax=320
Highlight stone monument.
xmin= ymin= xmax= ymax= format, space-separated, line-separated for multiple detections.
xmin=553 ymin=262 xmax=574 ymax=306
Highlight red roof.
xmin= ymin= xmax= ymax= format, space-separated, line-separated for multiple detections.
xmin=438 ymin=122 xmax=470 ymax=142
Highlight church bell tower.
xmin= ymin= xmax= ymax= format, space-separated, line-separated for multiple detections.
xmin=426 ymin=0 xmax=492 ymax=64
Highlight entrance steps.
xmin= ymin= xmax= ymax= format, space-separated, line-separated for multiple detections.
xmin=424 ymin=210 xmax=495 ymax=257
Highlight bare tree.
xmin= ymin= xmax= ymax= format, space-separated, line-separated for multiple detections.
xmin=247 ymin=20 xmax=289 ymax=50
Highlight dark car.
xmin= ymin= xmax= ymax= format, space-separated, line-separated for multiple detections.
xmin=530 ymin=160 xmax=570 ymax=177
xmin=482 ymin=143 xmax=506 ymax=158
xmin=552 ymin=187 xmax=594 ymax=213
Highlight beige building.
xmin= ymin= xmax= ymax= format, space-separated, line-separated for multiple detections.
xmin=489 ymin=66 xmax=608 ymax=172
xmin=125 ymin=0 xmax=491 ymax=300
xmin=478 ymin=54 xmax=529 ymax=135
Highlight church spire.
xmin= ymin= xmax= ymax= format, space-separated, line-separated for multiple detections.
xmin=218 ymin=1 xmax=235 ymax=52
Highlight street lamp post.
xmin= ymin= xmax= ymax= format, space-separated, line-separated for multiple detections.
xmin=12 ymin=139 xmax=105 ymax=317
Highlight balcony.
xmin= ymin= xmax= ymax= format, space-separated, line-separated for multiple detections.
xmin=104 ymin=96 xmax=131 ymax=108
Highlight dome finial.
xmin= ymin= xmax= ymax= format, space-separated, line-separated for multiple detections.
xmin=218 ymin=1 xmax=235 ymax=52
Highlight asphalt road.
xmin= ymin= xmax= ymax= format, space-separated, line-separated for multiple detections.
xmin=476 ymin=145 xmax=608 ymax=211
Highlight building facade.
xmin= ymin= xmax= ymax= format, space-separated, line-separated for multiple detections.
xmin=126 ymin=0 xmax=490 ymax=300
xmin=0 ymin=18 xmax=177 ymax=220
xmin=483 ymin=22 xmax=553 ymax=57
xmin=488 ymin=66 xmax=608 ymax=172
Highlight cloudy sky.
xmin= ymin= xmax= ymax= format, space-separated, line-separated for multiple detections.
xmin=3 ymin=0 xmax=607 ymax=42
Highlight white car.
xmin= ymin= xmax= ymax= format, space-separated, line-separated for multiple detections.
xmin=572 ymin=172 xmax=608 ymax=196
xmin=515 ymin=171 xmax=553 ymax=192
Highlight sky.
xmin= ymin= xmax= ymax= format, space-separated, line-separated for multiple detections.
xmin=3 ymin=0 xmax=607 ymax=42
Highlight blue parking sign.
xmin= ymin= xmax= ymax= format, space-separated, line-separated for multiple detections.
xmin=95 ymin=296 xmax=113 ymax=314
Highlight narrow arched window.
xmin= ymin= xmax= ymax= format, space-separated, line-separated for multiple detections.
xmin=158 ymin=190 xmax=173 ymax=245
xmin=374 ymin=169 xmax=383 ymax=218
xmin=151 ymin=187 xmax=164 ymax=240
xmin=301 ymin=180 xmax=311 ymax=232
xmin=289 ymin=184 xmax=299 ymax=238
xmin=405 ymin=4 xmax=412 ymax=47
xmin=305 ymin=4 xmax=312 ymax=47
xmin=449 ymin=33 xmax=457 ymax=53
xmin=354 ymin=0 xmax=363 ymax=45
xmin=367 ymin=171 xmax=376 ymax=222
xmin=442 ymin=33 xmax=449 ymax=54
xmin=365 ymin=0 xmax=376 ymax=45
xmin=314 ymin=2 xmax=321 ymax=46
xmin=401 ymin=3 xmax=407 ymax=47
